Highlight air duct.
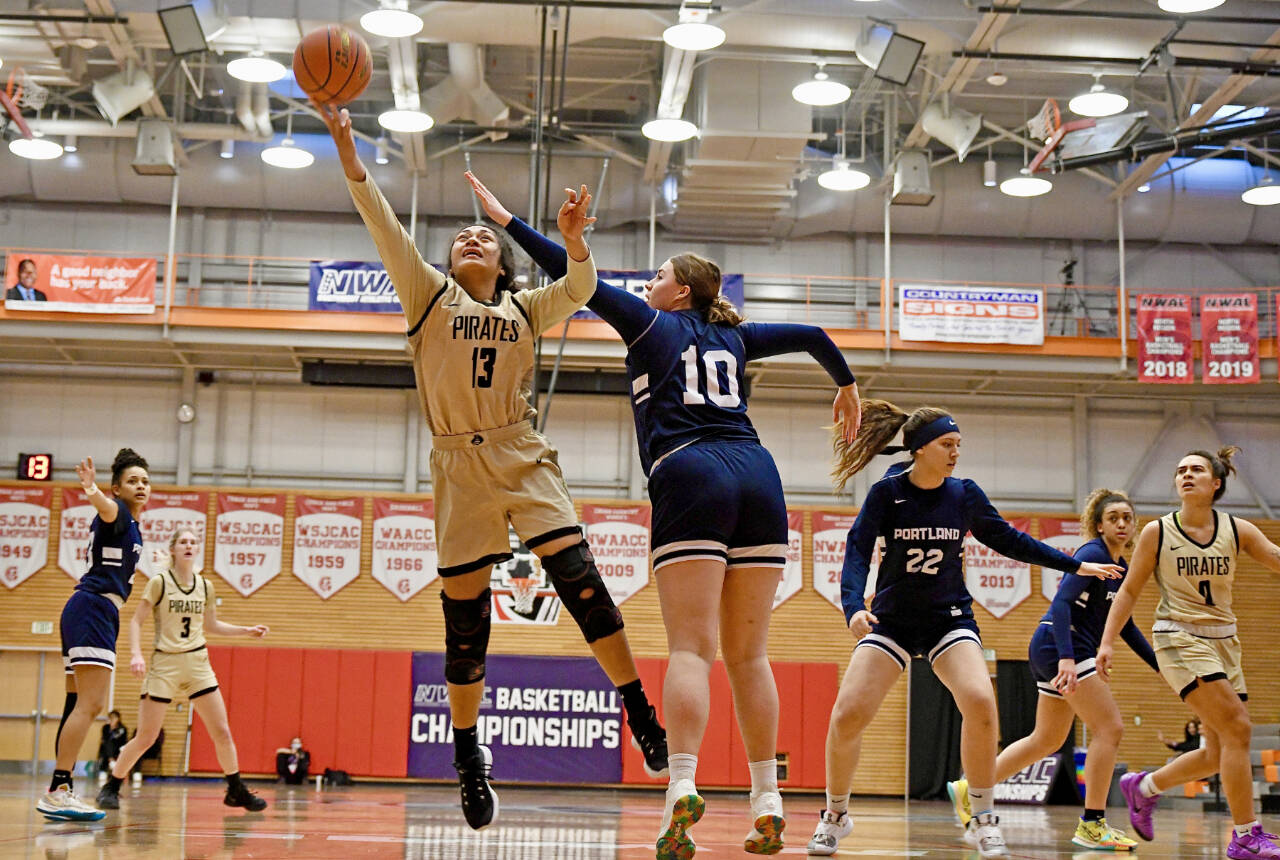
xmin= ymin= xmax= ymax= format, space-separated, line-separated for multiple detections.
xmin=420 ymin=44 xmax=509 ymax=127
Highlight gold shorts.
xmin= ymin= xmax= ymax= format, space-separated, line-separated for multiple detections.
xmin=140 ymin=648 xmax=219 ymax=702
xmin=1153 ymin=629 xmax=1247 ymax=701
xmin=430 ymin=423 xmax=579 ymax=576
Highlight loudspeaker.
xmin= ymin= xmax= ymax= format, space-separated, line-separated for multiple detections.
xmin=921 ymin=102 xmax=983 ymax=163
xmin=92 ymin=67 xmax=155 ymax=125
xmin=132 ymin=119 xmax=178 ymax=176
xmin=892 ymin=150 xmax=934 ymax=206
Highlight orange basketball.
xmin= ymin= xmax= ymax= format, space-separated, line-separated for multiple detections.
xmin=292 ymin=25 xmax=372 ymax=106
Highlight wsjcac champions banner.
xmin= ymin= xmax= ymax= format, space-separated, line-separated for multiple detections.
xmin=899 ymin=284 xmax=1044 ymax=345
xmin=371 ymin=497 xmax=438 ymax=601
xmin=138 ymin=491 xmax=208 ymax=578
xmin=964 ymin=518 xmax=1032 ymax=618
xmin=408 ymin=653 xmax=622 ymax=783
xmin=1137 ymin=295 xmax=1192 ymax=384
xmin=0 ymin=487 xmax=51 ymax=589
xmin=214 ymin=493 xmax=284 ymax=596
xmin=1200 ymin=293 xmax=1259 ymax=384
xmin=293 ymin=496 xmax=363 ymax=599
xmin=58 ymin=488 xmax=96 ymax=581
xmin=5 ymin=253 xmax=156 ymax=313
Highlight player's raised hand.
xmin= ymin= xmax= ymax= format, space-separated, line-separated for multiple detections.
xmin=557 ymin=184 xmax=596 ymax=242
xmin=833 ymin=383 xmax=861 ymax=445
xmin=465 ymin=172 xmax=514 ymax=227
xmin=312 ymin=99 xmax=364 ymax=182
xmin=1078 ymin=561 xmax=1123 ymax=580
xmin=848 ymin=609 xmax=878 ymax=640
xmin=75 ymin=456 xmax=96 ymax=490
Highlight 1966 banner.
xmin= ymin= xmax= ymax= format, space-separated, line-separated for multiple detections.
xmin=371 ymin=497 xmax=437 ymax=601
xmin=408 ymin=653 xmax=622 ymax=783
xmin=293 ymin=496 xmax=363 ymax=599
xmin=965 ymin=518 xmax=1032 ymax=618
xmin=0 ymin=487 xmax=51 ymax=589
xmin=138 ymin=491 xmax=208 ymax=578
xmin=1200 ymin=293 xmax=1259 ymax=384
xmin=58 ymin=488 xmax=95 ymax=581
xmin=1038 ymin=517 xmax=1086 ymax=602
xmin=583 ymin=503 xmax=650 ymax=605
xmin=214 ymin=493 xmax=284 ymax=596
xmin=1137 ymin=295 xmax=1193 ymax=384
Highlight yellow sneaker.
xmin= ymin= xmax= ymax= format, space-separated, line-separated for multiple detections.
xmin=946 ymin=779 xmax=972 ymax=828
xmin=1071 ymin=817 xmax=1138 ymax=851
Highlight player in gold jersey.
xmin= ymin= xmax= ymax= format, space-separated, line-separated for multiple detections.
xmin=1100 ymin=447 xmax=1280 ymax=858
xmin=315 ymin=102 xmax=666 ymax=830
xmin=96 ymin=528 xmax=269 ymax=813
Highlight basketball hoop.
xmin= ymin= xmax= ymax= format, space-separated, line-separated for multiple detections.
xmin=8 ymin=69 xmax=50 ymax=111
xmin=510 ymin=578 xmax=537 ymax=614
xmin=1027 ymin=99 xmax=1061 ymax=143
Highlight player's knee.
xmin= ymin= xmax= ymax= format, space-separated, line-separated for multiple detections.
xmin=77 ymin=689 xmax=109 ymax=716
xmin=441 ymin=589 xmax=492 ymax=685
xmin=830 ymin=694 xmax=873 ymax=736
xmin=1218 ymin=710 xmax=1252 ymax=748
xmin=958 ymin=693 xmax=997 ymax=728
xmin=542 ymin=540 xmax=623 ymax=643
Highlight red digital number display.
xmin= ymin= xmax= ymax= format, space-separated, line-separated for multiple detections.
xmin=17 ymin=453 xmax=53 ymax=481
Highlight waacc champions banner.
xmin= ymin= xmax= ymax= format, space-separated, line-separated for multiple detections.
xmin=408 ymin=653 xmax=622 ymax=783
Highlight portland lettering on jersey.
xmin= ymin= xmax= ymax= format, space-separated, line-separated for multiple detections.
xmin=451 ymin=315 xmax=521 ymax=342
xmin=1176 ymin=555 xmax=1233 ymax=576
xmin=894 ymin=527 xmax=962 ymax=541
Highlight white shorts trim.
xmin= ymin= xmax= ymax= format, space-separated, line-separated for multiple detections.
xmin=653 ymin=539 xmax=728 ymax=572
xmin=856 ymin=633 xmax=910 ymax=670
xmin=725 ymin=543 xmax=788 ymax=569
xmin=927 ymin=628 xmax=982 ymax=664
xmin=65 ymin=646 xmax=116 ymax=671
xmin=1036 ymin=656 xmax=1097 ymax=699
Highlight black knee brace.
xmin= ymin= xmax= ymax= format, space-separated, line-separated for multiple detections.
xmin=542 ymin=540 xmax=624 ymax=644
xmin=441 ymin=590 xmax=491 ymax=685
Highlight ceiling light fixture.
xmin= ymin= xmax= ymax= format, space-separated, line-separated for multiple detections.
xmin=1068 ymin=75 xmax=1128 ymax=117
xmin=642 ymin=117 xmax=698 ymax=142
xmin=227 ymin=53 xmax=287 ymax=83
xmin=817 ymin=159 xmax=871 ymax=191
xmin=9 ymin=135 xmax=64 ymax=160
xmin=1137 ymin=183 xmax=1151 ymax=193
xmin=983 ymin=155 xmax=998 ymax=187
xmin=261 ymin=113 xmax=314 ymax=168
xmin=792 ymin=65 xmax=852 ymax=107
xmin=1000 ymin=168 xmax=1052 ymax=197
xmin=662 ymin=1 xmax=725 ymax=52
xmin=1242 ymin=175 xmax=1280 ymax=206
xmin=63 ymin=133 xmax=78 ymax=153
xmin=360 ymin=0 xmax=424 ymax=38
xmin=375 ymin=135 xmax=390 ymax=165
xmin=378 ymin=109 xmax=434 ymax=133
xmin=220 ymin=139 xmax=234 ymax=159
xmin=1157 ymin=0 xmax=1225 ymax=12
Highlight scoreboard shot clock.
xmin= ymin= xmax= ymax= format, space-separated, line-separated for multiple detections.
xmin=17 ymin=453 xmax=53 ymax=481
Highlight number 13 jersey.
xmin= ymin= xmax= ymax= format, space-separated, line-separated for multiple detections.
xmin=1153 ymin=510 xmax=1238 ymax=634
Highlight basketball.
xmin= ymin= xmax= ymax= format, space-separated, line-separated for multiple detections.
xmin=292 ymin=25 xmax=372 ymax=106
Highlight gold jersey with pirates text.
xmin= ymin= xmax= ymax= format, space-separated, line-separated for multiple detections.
xmin=346 ymin=175 xmax=596 ymax=439
xmin=1154 ymin=510 xmax=1239 ymax=634
xmin=140 ymin=569 xmax=213 ymax=653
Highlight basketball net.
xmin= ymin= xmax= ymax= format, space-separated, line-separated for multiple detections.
xmin=1027 ymin=98 xmax=1061 ymax=143
xmin=7 ymin=69 xmax=49 ymax=111
xmin=510 ymin=578 xmax=537 ymax=614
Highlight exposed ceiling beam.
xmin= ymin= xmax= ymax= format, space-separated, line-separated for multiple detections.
xmin=83 ymin=0 xmax=166 ymax=119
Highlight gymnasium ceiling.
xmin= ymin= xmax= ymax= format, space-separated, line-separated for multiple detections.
xmin=2 ymin=0 xmax=1279 ymax=243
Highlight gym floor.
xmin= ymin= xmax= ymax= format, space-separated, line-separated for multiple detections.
xmin=1 ymin=775 xmax=1244 ymax=858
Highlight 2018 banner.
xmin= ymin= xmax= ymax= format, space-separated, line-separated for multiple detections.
xmin=214 ymin=493 xmax=285 ymax=596
xmin=1200 ymin=293 xmax=1259 ymax=384
xmin=1038 ymin=517 xmax=1086 ymax=602
xmin=899 ymin=284 xmax=1044 ymax=345
xmin=408 ymin=653 xmax=623 ymax=783
xmin=4 ymin=253 xmax=156 ymax=313
xmin=583 ymin=503 xmax=650 ymax=605
xmin=293 ymin=496 xmax=363 ymax=599
xmin=1137 ymin=295 xmax=1193 ymax=384
xmin=138 ymin=491 xmax=208 ymax=578
xmin=371 ymin=498 xmax=438 ymax=601
xmin=965 ymin=518 xmax=1032 ymax=619
xmin=0 ymin=487 xmax=51 ymax=589
xmin=58 ymin=488 xmax=95 ymax=581
xmin=572 ymin=270 xmax=744 ymax=320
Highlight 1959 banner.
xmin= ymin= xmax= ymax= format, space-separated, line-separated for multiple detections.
xmin=899 ymin=284 xmax=1044 ymax=345
xmin=293 ymin=496 xmax=363 ymax=599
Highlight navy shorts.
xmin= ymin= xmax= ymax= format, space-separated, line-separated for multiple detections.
xmin=856 ymin=611 xmax=982 ymax=670
xmin=60 ymin=590 xmax=120 ymax=673
xmin=1028 ymin=622 xmax=1098 ymax=698
xmin=648 ymin=439 xmax=787 ymax=573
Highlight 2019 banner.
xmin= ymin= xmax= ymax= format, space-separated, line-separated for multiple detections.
xmin=1137 ymin=295 xmax=1193 ymax=384
xmin=4 ymin=253 xmax=156 ymax=313
xmin=1200 ymin=293 xmax=1259 ymax=384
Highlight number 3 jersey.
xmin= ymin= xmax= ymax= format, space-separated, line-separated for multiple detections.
xmin=840 ymin=469 xmax=1081 ymax=624
xmin=1153 ymin=510 xmax=1238 ymax=635
xmin=140 ymin=569 xmax=212 ymax=653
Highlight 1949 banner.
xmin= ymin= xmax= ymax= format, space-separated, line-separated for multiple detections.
xmin=4 ymin=253 xmax=156 ymax=313
xmin=1200 ymin=293 xmax=1259 ymax=384
xmin=0 ymin=487 xmax=51 ymax=589
xmin=1137 ymin=295 xmax=1193 ymax=384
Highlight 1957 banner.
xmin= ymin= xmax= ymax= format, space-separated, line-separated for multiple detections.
xmin=4 ymin=253 xmax=156 ymax=313
xmin=214 ymin=493 xmax=284 ymax=596
xmin=899 ymin=284 xmax=1044 ymax=345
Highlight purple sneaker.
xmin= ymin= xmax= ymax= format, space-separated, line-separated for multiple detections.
xmin=1119 ymin=771 xmax=1158 ymax=841
xmin=1228 ymin=826 xmax=1280 ymax=859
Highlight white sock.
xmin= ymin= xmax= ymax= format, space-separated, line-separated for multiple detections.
xmin=748 ymin=759 xmax=778 ymax=798
xmin=826 ymin=793 xmax=849 ymax=816
xmin=1140 ymin=772 xmax=1160 ymax=798
xmin=967 ymin=786 xmax=993 ymax=818
xmin=1236 ymin=820 xmax=1260 ymax=837
xmin=668 ymin=753 xmax=697 ymax=787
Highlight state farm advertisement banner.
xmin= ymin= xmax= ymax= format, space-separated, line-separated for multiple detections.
xmin=138 ymin=491 xmax=208 ymax=578
xmin=293 ymin=496 xmax=363 ymax=599
xmin=58 ymin=488 xmax=95 ymax=581
xmin=1137 ymin=295 xmax=1192 ymax=384
xmin=1200 ymin=293 xmax=1259 ymax=384
xmin=774 ymin=510 xmax=803 ymax=609
xmin=899 ymin=283 xmax=1044 ymax=345
xmin=812 ymin=512 xmax=858 ymax=611
xmin=4 ymin=253 xmax=156 ymax=313
xmin=965 ymin=518 xmax=1032 ymax=618
xmin=371 ymin=498 xmax=437 ymax=601
xmin=583 ymin=504 xmax=650 ymax=605
xmin=1038 ymin=517 xmax=1086 ymax=602
xmin=214 ymin=493 xmax=284 ymax=596
xmin=0 ymin=487 xmax=51 ymax=589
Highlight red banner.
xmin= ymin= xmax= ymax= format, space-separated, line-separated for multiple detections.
xmin=4 ymin=253 xmax=156 ymax=313
xmin=965 ymin=518 xmax=1032 ymax=619
xmin=1136 ymin=295 xmax=1193 ymax=384
xmin=774 ymin=511 xmax=803 ymax=610
xmin=811 ymin=511 xmax=858 ymax=611
xmin=371 ymin=497 xmax=437 ymax=601
xmin=0 ymin=487 xmax=51 ymax=589
xmin=1038 ymin=517 xmax=1085 ymax=602
xmin=138 ymin=490 xmax=208 ymax=578
xmin=583 ymin=503 xmax=651 ymax=606
xmin=1200 ymin=293 xmax=1259 ymax=384
xmin=214 ymin=493 xmax=285 ymax=596
xmin=293 ymin=496 xmax=363 ymax=599
xmin=58 ymin=488 xmax=95 ymax=581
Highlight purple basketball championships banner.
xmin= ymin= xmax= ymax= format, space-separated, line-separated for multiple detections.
xmin=407 ymin=653 xmax=623 ymax=783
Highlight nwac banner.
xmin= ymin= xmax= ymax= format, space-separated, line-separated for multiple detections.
xmin=309 ymin=260 xmax=403 ymax=313
xmin=1200 ymin=293 xmax=1259 ymax=384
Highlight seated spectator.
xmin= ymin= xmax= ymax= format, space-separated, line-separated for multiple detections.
xmin=97 ymin=710 xmax=129 ymax=776
xmin=275 ymin=737 xmax=310 ymax=785
xmin=1159 ymin=719 xmax=1202 ymax=754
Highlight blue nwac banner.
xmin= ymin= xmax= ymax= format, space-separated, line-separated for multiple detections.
xmin=407 ymin=653 xmax=623 ymax=783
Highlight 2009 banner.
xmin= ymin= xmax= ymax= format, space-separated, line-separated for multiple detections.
xmin=582 ymin=504 xmax=650 ymax=605
xmin=1201 ymin=293 xmax=1259 ymax=384
xmin=1137 ymin=295 xmax=1193 ymax=384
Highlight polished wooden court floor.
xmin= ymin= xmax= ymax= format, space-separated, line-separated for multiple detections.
xmin=1 ymin=774 xmax=1249 ymax=858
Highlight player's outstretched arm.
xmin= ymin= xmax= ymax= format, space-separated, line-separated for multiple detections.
xmin=1098 ymin=520 xmax=1159 ymax=675
xmin=965 ymin=481 xmax=1119 ymax=578
xmin=314 ymin=100 xmax=364 ymax=182
xmin=1237 ymin=517 xmax=1280 ymax=574
xmin=76 ymin=456 xmax=119 ymax=522
xmin=738 ymin=322 xmax=861 ymax=443
xmin=204 ymin=586 xmax=268 ymax=638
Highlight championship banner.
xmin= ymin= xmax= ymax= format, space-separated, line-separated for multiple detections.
xmin=293 ymin=496 xmax=363 ymax=599
xmin=309 ymin=260 xmax=403 ymax=313
xmin=583 ymin=504 xmax=650 ymax=605
xmin=4 ymin=253 xmax=156 ymax=313
xmin=964 ymin=518 xmax=1032 ymax=619
xmin=1136 ymin=295 xmax=1193 ymax=384
xmin=408 ymin=653 xmax=623 ymax=783
xmin=1038 ymin=517 xmax=1086 ymax=602
xmin=1200 ymin=293 xmax=1259 ymax=384
xmin=773 ymin=510 xmax=803 ymax=609
xmin=812 ymin=511 xmax=858 ymax=611
xmin=995 ymin=755 xmax=1060 ymax=804
xmin=490 ymin=530 xmax=563 ymax=626
xmin=572 ymin=270 xmax=744 ymax=321
xmin=213 ymin=493 xmax=285 ymax=597
xmin=58 ymin=488 xmax=96 ymax=581
xmin=899 ymin=283 xmax=1044 ymax=345
xmin=138 ymin=491 xmax=208 ymax=578
xmin=371 ymin=497 xmax=438 ymax=601
xmin=0 ymin=487 xmax=51 ymax=589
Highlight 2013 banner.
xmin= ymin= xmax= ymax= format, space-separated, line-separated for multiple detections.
xmin=1137 ymin=295 xmax=1193 ymax=384
xmin=0 ymin=487 xmax=51 ymax=589
xmin=812 ymin=511 xmax=858 ymax=611
xmin=965 ymin=518 xmax=1032 ymax=618
xmin=1200 ymin=293 xmax=1259 ymax=384
xmin=214 ymin=492 xmax=285 ymax=596
xmin=4 ymin=253 xmax=156 ymax=313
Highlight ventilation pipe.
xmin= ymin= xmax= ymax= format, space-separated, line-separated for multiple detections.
xmin=234 ymin=81 xmax=272 ymax=138
xmin=421 ymin=43 xmax=509 ymax=127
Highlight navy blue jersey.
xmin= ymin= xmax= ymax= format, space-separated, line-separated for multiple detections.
xmin=503 ymin=217 xmax=855 ymax=474
xmin=1043 ymin=537 xmax=1158 ymax=668
xmin=841 ymin=470 xmax=1082 ymax=623
xmin=77 ymin=498 xmax=142 ymax=602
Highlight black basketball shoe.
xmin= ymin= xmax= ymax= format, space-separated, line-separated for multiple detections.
xmin=629 ymin=706 xmax=670 ymax=778
xmin=95 ymin=782 xmax=120 ymax=810
xmin=454 ymin=745 xmax=498 ymax=830
xmin=224 ymin=782 xmax=268 ymax=812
